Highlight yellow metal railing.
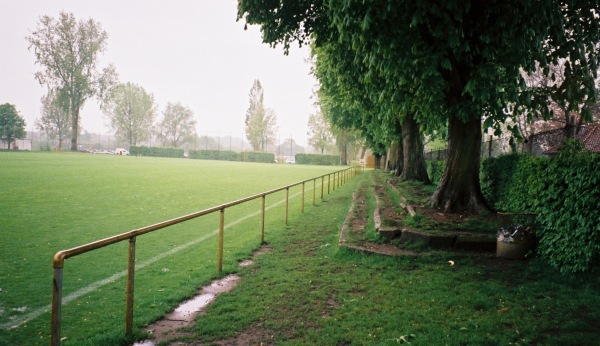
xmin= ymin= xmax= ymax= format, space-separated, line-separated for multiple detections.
xmin=50 ymin=165 xmax=362 ymax=345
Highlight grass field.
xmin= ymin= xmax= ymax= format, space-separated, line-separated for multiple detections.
xmin=0 ymin=152 xmax=347 ymax=345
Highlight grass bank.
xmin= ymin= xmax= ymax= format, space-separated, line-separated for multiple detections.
xmin=189 ymin=172 xmax=600 ymax=345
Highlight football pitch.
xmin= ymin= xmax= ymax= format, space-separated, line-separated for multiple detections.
xmin=0 ymin=151 xmax=346 ymax=345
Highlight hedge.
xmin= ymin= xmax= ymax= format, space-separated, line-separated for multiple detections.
xmin=243 ymin=152 xmax=275 ymax=163
xmin=480 ymin=141 xmax=600 ymax=273
xmin=295 ymin=153 xmax=340 ymax=165
xmin=426 ymin=160 xmax=445 ymax=184
xmin=130 ymin=146 xmax=276 ymax=163
xmin=130 ymin=146 xmax=183 ymax=158
xmin=189 ymin=150 xmax=241 ymax=161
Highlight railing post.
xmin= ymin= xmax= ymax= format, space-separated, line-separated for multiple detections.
xmin=333 ymin=172 xmax=336 ymax=191
xmin=285 ymin=188 xmax=289 ymax=225
xmin=260 ymin=195 xmax=266 ymax=243
xmin=328 ymin=174 xmax=331 ymax=194
xmin=312 ymin=179 xmax=316 ymax=206
xmin=301 ymin=182 xmax=305 ymax=213
xmin=51 ymin=267 xmax=63 ymax=346
xmin=125 ymin=236 xmax=136 ymax=336
xmin=218 ymin=209 xmax=224 ymax=272
xmin=321 ymin=176 xmax=324 ymax=200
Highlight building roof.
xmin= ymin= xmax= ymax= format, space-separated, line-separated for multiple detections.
xmin=578 ymin=123 xmax=600 ymax=152
xmin=541 ymin=123 xmax=600 ymax=155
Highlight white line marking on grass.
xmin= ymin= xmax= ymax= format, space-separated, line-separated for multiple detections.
xmin=1 ymin=184 xmax=323 ymax=330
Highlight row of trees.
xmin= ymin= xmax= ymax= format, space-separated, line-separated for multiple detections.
xmin=238 ymin=0 xmax=600 ymax=214
xmin=27 ymin=11 xmax=198 ymax=151
xmin=26 ymin=12 xmax=339 ymax=154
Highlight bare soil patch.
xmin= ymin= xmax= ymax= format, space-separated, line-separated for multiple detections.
xmin=340 ymin=172 xmax=533 ymax=255
xmin=135 ymin=246 xmax=272 ymax=346
xmin=339 ymin=184 xmax=418 ymax=256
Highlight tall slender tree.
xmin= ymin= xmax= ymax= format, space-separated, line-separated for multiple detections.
xmin=245 ymin=80 xmax=278 ymax=151
xmin=27 ymin=11 xmax=117 ymax=151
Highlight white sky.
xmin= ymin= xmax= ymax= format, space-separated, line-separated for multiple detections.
xmin=0 ymin=0 xmax=317 ymax=145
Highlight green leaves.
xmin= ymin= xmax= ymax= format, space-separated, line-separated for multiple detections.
xmin=0 ymin=103 xmax=27 ymax=149
xmin=102 ymin=82 xmax=156 ymax=147
xmin=481 ymin=148 xmax=600 ymax=274
xmin=26 ymin=11 xmax=111 ymax=150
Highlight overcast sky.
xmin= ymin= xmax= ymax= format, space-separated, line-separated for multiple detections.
xmin=0 ymin=0 xmax=317 ymax=145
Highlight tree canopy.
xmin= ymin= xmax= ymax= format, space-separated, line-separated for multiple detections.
xmin=103 ymin=82 xmax=157 ymax=147
xmin=239 ymin=0 xmax=600 ymax=213
xmin=36 ymin=88 xmax=72 ymax=150
xmin=307 ymin=109 xmax=333 ymax=154
xmin=26 ymin=11 xmax=117 ymax=151
xmin=156 ymin=102 xmax=197 ymax=148
xmin=0 ymin=103 xmax=27 ymax=150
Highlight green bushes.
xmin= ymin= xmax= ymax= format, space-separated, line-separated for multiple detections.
xmin=295 ymin=153 xmax=340 ymax=165
xmin=189 ymin=150 xmax=240 ymax=161
xmin=480 ymin=153 xmax=546 ymax=212
xmin=130 ymin=146 xmax=275 ymax=163
xmin=481 ymin=142 xmax=600 ymax=273
xmin=130 ymin=146 xmax=184 ymax=158
xmin=244 ymin=152 xmax=275 ymax=163
xmin=426 ymin=160 xmax=445 ymax=184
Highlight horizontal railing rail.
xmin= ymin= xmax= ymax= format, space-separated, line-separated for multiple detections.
xmin=50 ymin=165 xmax=362 ymax=345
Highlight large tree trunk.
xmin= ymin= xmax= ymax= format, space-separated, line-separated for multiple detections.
xmin=340 ymin=129 xmax=348 ymax=165
xmin=387 ymin=141 xmax=403 ymax=175
xmin=430 ymin=116 xmax=490 ymax=214
xmin=70 ymin=105 xmax=79 ymax=151
xmin=374 ymin=154 xmax=381 ymax=169
xmin=400 ymin=114 xmax=430 ymax=183
xmin=360 ymin=146 xmax=367 ymax=159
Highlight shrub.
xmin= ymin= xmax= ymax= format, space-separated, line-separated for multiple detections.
xmin=189 ymin=150 xmax=241 ymax=161
xmin=481 ymin=141 xmax=600 ymax=273
xmin=130 ymin=146 xmax=184 ymax=158
xmin=243 ymin=152 xmax=275 ymax=163
xmin=531 ymin=141 xmax=600 ymax=274
xmin=426 ymin=160 xmax=445 ymax=184
xmin=480 ymin=154 xmax=546 ymax=211
xmin=295 ymin=153 xmax=340 ymax=165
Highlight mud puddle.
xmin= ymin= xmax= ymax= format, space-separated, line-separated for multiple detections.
xmin=133 ymin=274 xmax=240 ymax=346
xmin=133 ymin=247 xmax=270 ymax=345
